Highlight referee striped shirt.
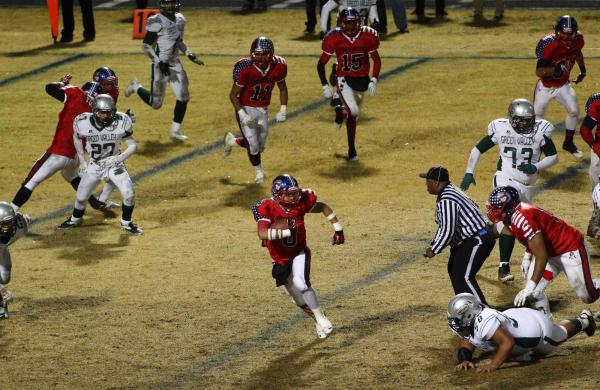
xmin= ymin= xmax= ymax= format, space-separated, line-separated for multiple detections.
xmin=431 ymin=183 xmax=488 ymax=254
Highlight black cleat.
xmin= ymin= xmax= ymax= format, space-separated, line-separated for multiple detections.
xmin=58 ymin=218 xmax=80 ymax=229
xmin=498 ymin=263 xmax=514 ymax=283
xmin=580 ymin=309 xmax=596 ymax=336
xmin=562 ymin=138 xmax=583 ymax=158
xmin=121 ymin=222 xmax=144 ymax=235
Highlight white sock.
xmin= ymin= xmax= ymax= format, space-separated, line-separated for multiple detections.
xmin=121 ymin=219 xmax=131 ymax=226
xmin=71 ymin=216 xmax=81 ymax=223
xmin=10 ymin=203 xmax=19 ymax=213
xmin=170 ymin=122 xmax=181 ymax=132
xmin=254 ymin=164 xmax=263 ymax=173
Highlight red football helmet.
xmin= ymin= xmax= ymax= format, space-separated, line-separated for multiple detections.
xmin=272 ymin=174 xmax=302 ymax=208
xmin=339 ymin=7 xmax=361 ymax=37
xmin=486 ymin=186 xmax=520 ymax=224
xmin=250 ymin=36 xmax=274 ymax=70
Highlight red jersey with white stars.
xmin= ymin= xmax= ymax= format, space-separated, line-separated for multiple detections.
xmin=535 ymin=32 xmax=584 ymax=88
xmin=233 ymin=56 xmax=287 ymax=108
xmin=322 ymin=26 xmax=379 ymax=78
xmin=585 ymin=93 xmax=600 ymax=123
xmin=509 ymin=203 xmax=583 ymax=256
xmin=47 ymin=86 xmax=92 ymax=158
xmin=252 ymin=189 xmax=317 ymax=264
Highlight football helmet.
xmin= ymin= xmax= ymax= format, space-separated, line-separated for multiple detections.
xmin=486 ymin=186 xmax=520 ymax=224
xmin=447 ymin=293 xmax=483 ymax=338
xmin=82 ymin=81 xmax=103 ymax=106
xmin=272 ymin=174 xmax=302 ymax=207
xmin=160 ymin=0 xmax=180 ymax=17
xmin=0 ymin=202 xmax=17 ymax=241
xmin=555 ymin=15 xmax=578 ymax=43
xmin=92 ymin=67 xmax=119 ymax=96
xmin=508 ymin=98 xmax=536 ymax=134
xmin=339 ymin=7 xmax=361 ymax=37
xmin=250 ymin=36 xmax=274 ymax=69
xmin=92 ymin=94 xmax=116 ymax=127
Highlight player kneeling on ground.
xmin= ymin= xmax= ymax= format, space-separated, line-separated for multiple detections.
xmin=251 ymin=174 xmax=345 ymax=339
xmin=0 ymin=201 xmax=30 ymax=319
xmin=58 ymin=94 xmax=143 ymax=235
xmin=448 ymin=293 xmax=596 ymax=373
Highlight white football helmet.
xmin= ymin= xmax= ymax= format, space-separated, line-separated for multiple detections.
xmin=508 ymin=98 xmax=536 ymax=135
xmin=447 ymin=293 xmax=483 ymax=338
xmin=0 ymin=201 xmax=16 ymax=241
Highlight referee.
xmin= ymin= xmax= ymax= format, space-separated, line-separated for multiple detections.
xmin=421 ymin=166 xmax=495 ymax=305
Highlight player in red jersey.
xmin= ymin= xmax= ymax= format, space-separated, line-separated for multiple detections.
xmin=534 ymin=15 xmax=587 ymax=158
xmin=251 ymin=174 xmax=345 ymax=339
xmin=317 ymin=7 xmax=381 ymax=161
xmin=223 ymin=36 xmax=288 ymax=184
xmin=579 ymin=93 xmax=600 ymax=237
xmin=10 ymin=75 xmax=115 ymax=214
xmin=487 ymin=186 xmax=600 ymax=317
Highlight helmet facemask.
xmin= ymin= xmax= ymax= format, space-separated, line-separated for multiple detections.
xmin=92 ymin=94 xmax=116 ymax=127
xmin=272 ymin=175 xmax=302 ymax=208
xmin=0 ymin=203 xmax=16 ymax=241
xmin=447 ymin=293 xmax=482 ymax=339
xmin=508 ymin=99 xmax=536 ymax=135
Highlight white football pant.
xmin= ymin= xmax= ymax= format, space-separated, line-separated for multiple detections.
xmin=74 ymin=162 xmax=136 ymax=209
xmin=533 ymin=80 xmax=579 ymax=132
xmin=337 ymin=76 xmax=364 ymax=118
xmin=493 ymin=171 xmax=536 ymax=203
xmin=239 ymin=106 xmax=269 ymax=156
xmin=149 ymin=60 xmax=190 ymax=109
xmin=23 ymin=152 xmax=79 ymax=190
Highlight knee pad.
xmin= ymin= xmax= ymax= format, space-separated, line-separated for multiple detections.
xmin=0 ymin=270 xmax=11 ymax=285
xmin=248 ymin=140 xmax=261 ymax=156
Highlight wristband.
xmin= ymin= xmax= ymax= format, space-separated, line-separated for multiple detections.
xmin=333 ymin=222 xmax=343 ymax=232
xmin=326 ymin=212 xmax=336 ymax=221
xmin=267 ymin=228 xmax=292 ymax=241
xmin=457 ymin=347 xmax=473 ymax=363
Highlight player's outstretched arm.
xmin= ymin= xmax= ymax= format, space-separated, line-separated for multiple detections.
xmin=454 ymin=339 xmax=475 ymax=372
xmin=310 ymin=201 xmax=344 ymax=245
xmin=476 ymin=327 xmax=514 ymax=373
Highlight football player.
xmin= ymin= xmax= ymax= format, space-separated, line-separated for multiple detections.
xmin=10 ymin=77 xmax=117 ymax=215
xmin=319 ymin=0 xmax=380 ymax=38
xmin=58 ymin=95 xmax=143 ymax=235
xmin=0 ymin=201 xmax=30 ymax=319
xmin=317 ymin=7 xmax=381 ymax=161
xmin=534 ymin=15 xmax=587 ymax=158
xmin=488 ymin=186 xmax=600 ymax=317
xmin=448 ymin=293 xmax=596 ymax=373
xmin=124 ymin=0 xmax=204 ymax=141
xmin=460 ymin=98 xmax=558 ymax=283
xmin=579 ymin=92 xmax=600 ymax=237
xmin=251 ymin=174 xmax=345 ymax=339
xmin=223 ymin=36 xmax=288 ymax=184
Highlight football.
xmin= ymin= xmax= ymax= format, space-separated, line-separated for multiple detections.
xmin=270 ymin=218 xmax=292 ymax=229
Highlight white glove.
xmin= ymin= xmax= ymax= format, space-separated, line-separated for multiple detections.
xmin=368 ymin=77 xmax=377 ymax=96
xmin=125 ymin=108 xmax=136 ymax=124
xmin=322 ymin=84 xmax=333 ymax=99
xmin=276 ymin=105 xmax=287 ymax=122
xmin=238 ymin=109 xmax=252 ymax=126
xmin=514 ymin=280 xmax=536 ymax=307
xmin=520 ymin=252 xmax=532 ymax=279
xmin=22 ymin=214 xmax=32 ymax=226
xmin=101 ymin=155 xmax=120 ymax=168
xmin=78 ymin=162 xmax=88 ymax=177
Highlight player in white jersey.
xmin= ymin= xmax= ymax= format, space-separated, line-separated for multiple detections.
xmin=460 ymin=99 xmax=558 ymax=283
xmin=124 ymin=0 xmax=203 ymax=141
xmin=0 ymin=202 xmax=30 ymax=319
xmin=58 ymin=95 xmax=143 ymax=235
xmin=320 ymin=0 xmax=379 ymax=36
xmin=447 ymin=293 xmax=596 ymax=373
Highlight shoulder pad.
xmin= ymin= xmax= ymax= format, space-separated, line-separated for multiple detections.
xmin=361 ymin=26 xmax=378 ymax=36
xmin=146 ymin=15 xmax=162 ymax=32
xmin=233 ymin=58 xmax=254 ymax=82
xmin=176 ymin=12 xmax=186 ymax=23
xmin=273 ymin=55 xmax=286 ymax=65
xmin=585 ymin=93 xmax=600 ymax=112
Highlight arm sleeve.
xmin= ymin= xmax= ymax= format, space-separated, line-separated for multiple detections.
xmin=430 ymin=199 xmax=459 ymax=254
xmin=465 ymin=147 xmax=482 ymax=175
xmin=45 ymin=83 xmax=66 ymax=102
xmin=320 ymin=0 xmax=337 ymax=33
xmin=177 ymin=38 xmax=189 ymax=54
xmin=117 ymin=137 xmax=137 ymax=163
xmin=370 ymin=50 xmax=381 ymax=78
xmin=142 ymin=42 xmax=160 ymax=63
xmin=73 ymin=120 xmax=86 ymax=163
xmin=581 ymin=116 xmax=598 ymax=146
xmin=317 ymin=60 xmax=328 ymax=85
xmin=535 ymin=136 xmax=558 ymax=171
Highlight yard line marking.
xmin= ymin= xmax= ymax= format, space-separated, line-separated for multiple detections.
xmin=0 ymin=54 xmax=88 ymax=88
xmin=271 ymin=0 xmax=305 ymax=9
xmin=95 ymin=0 xmax=130 ymax=8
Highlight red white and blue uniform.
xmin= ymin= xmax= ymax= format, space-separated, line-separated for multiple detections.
xmin=580 ymin=93 xmax=600 ymax=187
xmin=234 ymin=56 xmax=287 ymax=108
xmin=322 ymin=26 xmax=379 ymax=78
xmin=509 ymin=203 xmax=599 ymax=303
xmin=252 ymin=189 xmax=317 ymax=264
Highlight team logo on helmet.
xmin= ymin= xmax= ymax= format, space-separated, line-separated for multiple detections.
xmin=82 ymin=81 xmax=103 ymax=106
xmin=250 ymin=36 xmax=274 ymax=70
xmin=486 ymin=186 xmax=520 ymax=224
xmin=339 ymin=7 xmax=361 ymax=37
xmin=508 ymin=98 xmax=536 ymax=135
xmin=271 ymin=174 xmax=302 ymax=207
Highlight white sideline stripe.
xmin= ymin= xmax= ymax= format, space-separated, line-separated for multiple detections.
xmin=95 ymin=0 xmax=130 ymax=8
xmin=271 ymin=0 xmax=305 ymax=9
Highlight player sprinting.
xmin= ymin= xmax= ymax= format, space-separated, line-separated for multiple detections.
xmin=0 ymin=201 xmax=30 ymax=319
xmin=10 ymin=76 xmax=113 ymax=214
xmin=223 ymin=36 xmax=288 ymax=184
xmin=534 ymin=15 xmax=587 ymax=158
xmin=447 ymin=293 xmax=596 ymax=373
xmin=460 ymin=98 xmax=558 ymax=283
xmin=58 ymin=95 xmax=143 ymax=235
xmin=319 ymin=0 xmax=380 ymax=38
xmin=317 ymin=7 xmax=381 ymax=161
xmin=487 ymin=186 xmax=600 ymax=317
xmin=251 ymin=174 xmax=345 ymax=339
xmin=124 ymin=0 xmax=204 ymax=141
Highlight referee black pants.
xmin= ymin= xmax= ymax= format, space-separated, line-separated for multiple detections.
xmin=447 ymin=234 xmax=495 ymax=305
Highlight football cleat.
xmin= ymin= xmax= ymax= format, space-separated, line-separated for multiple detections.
xmin=580 ymin=309 xmax=596 ymax=337
xmin=58 ymin=218 xmax=80 ymax=229
xmin=124 ymin=79 xmax=141 ymax=98
xmin=562 ymin=138 xmax=583 ymax=158
xmin=170 ymin=129 xmax=188 ymax=141
xmin=223 ymin=132 xmax=236 ymax=157
xmin=255 ymin=168 xmax=265 ymax=184
xmin=498 ymin=263 xmax=514 ymax=283
xmin=316 ymin=316 xmax=333 ymax=339
xmin=0 ymin=307 xmax=7 ymax=319
xmin=121 ymin=222 xmax=144 ymax=235
xmin=315 ymin=321 xmax=327 ymax=339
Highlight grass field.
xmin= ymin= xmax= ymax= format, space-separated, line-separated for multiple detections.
xmin=2 ymin=7 xmax=600 ymax=389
